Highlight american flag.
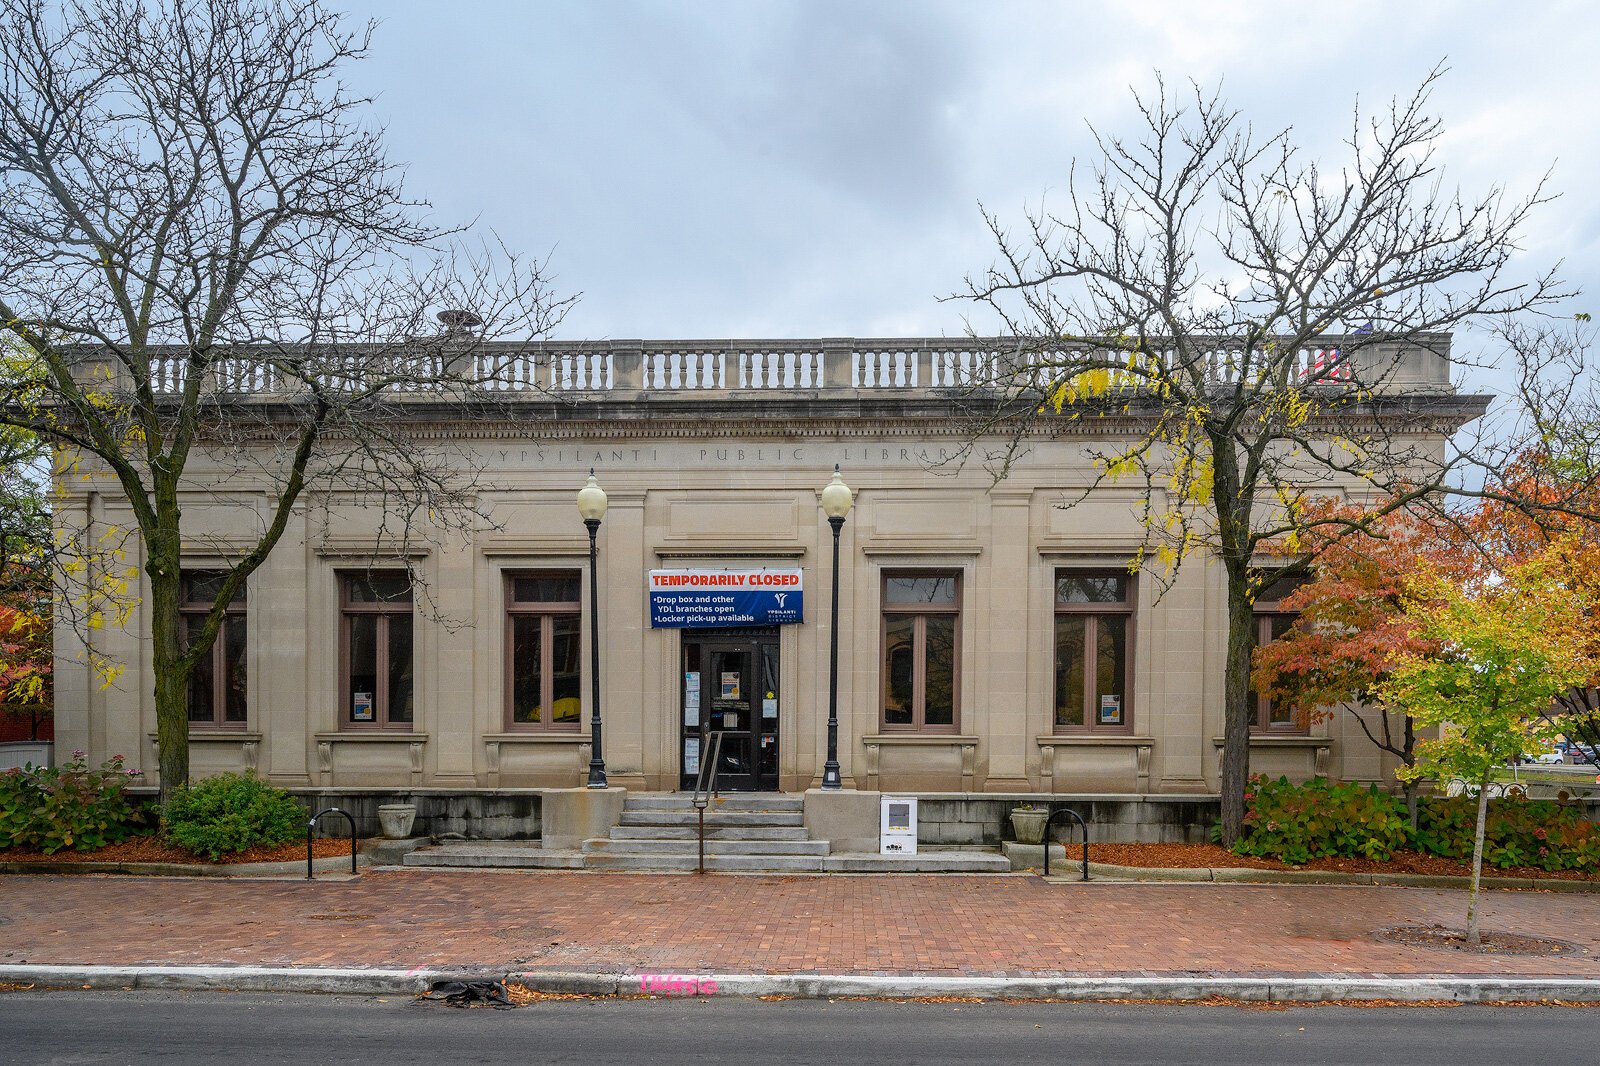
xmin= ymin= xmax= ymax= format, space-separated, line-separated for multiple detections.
xmin=1300 ymin=323 xmax=1368 ymax=382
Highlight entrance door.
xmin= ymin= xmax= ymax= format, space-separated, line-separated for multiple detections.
xmin=681 ymin=628 xmax=779 ymax=791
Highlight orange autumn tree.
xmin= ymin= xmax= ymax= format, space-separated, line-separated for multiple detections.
xmin=1464 ymin=450 xmax=1600 ymax=762
xmin=1252 ymin=505 xmax=1465 ymax=821
xmin=0 ymin=599 xmax=51 ymax=740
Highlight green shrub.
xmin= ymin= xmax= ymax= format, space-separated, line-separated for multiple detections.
xmin=1415 ymin=795 xmax=1600 ymax=872
xmin=163 ymin=773 xmax=306 ymax=861
xmin=0 ymin=750 xmax=152 ymax=854
xmin=1231 ymin=774 xmax=1411 ymax=864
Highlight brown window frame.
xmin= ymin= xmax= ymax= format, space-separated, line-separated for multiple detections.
xmin=180 ymin=570 xmax=248 ymax=730
xmin=1252 ymin=570 xmax=1308 ymax=733
xmin=339 ymin=570 xmax=415 ymax=732
xmin=1052 ymin=570 xmax=1136 ymax=734
xmin=503 ymin=570 xmax=584 ymax=732
xmin=879 ymin=570 xmax=962 ymax=734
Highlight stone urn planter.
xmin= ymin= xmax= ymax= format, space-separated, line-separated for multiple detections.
xmin=377 ymin=803 xmax=418 ymax=839
xmin=1010 ymin=806 xmax=1049 ymax=845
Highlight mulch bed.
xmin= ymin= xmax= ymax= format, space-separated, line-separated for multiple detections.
xmin=1378 ymin=923 xmax=1584 ymax=956
xmin=0 ymin=836 xmax=355 ymax=865
xmin=1082 ymin=842 xmax=1600 ymax=882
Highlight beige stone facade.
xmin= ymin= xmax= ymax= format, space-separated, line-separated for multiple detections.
xmin=51 ymin=337 xmax=1476 ymax=796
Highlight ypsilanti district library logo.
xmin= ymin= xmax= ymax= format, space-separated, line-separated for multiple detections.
xmin=648 ymin=569 xmax=805 ymax=628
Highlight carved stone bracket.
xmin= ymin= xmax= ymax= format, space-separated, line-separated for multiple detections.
xmin=960 ymin=742 xmax=977 ymax=792
xmin=317 ymin=741 xmax=333 ymax=780
xmin=242 ymin=741 xmax=259 ymax=774
xmin=409 ymin=742 xmax=425 ymax=783
xmin=864 ymin=742 xmax=881 ymax=791
xmin=485 ymin=741 xmax=501 ymax=788
xmin=1136 ymin=743 xmax=1153 ymax=789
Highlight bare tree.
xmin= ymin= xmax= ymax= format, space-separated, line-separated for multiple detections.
xmin=0 ymin=0 xmax=571 ymax=802
xmin=958 ymin=70 xmax=1563 ymax=844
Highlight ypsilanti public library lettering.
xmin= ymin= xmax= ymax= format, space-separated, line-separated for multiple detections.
xmin=53 ymin=337 xmax=1478 ymax=814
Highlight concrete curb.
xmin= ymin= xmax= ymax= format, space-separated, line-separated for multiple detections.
xmin=0 ymin=965 xmax=441 ymax=994
xmin=0 ymin=854 xmax=360 ymax=878
xmin=3 ymin=964 xmax=1599 ymax=1003
xmin=515 ymin=971 xmax=1600 ymax=1003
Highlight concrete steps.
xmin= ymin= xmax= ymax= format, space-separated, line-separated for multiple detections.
xmin=402 ymin=842 xmax=584 ymax=869
xmin=625 ymin=794 xmax=805 ymax=812
xmin=398 ymin=792 xmax=1013 ymax=874
xmin=594 ymin=793 xmax=823 ymax=871
xmin=583 ymin=837 xmax=830 ymax=856
xmin=618 ymin=810 xmax=806 ymax=828
xmin=584 ymin=852 xmax=826 ymax=873
xmin=608 ymin=825 xmax=810 ymax=841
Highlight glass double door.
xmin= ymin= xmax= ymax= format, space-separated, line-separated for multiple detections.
xmin=680 ymin=629 xmax=779 ymax=791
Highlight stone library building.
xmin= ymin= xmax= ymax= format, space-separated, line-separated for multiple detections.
xmin=50 ymin=335 xmax=1477 ymax=865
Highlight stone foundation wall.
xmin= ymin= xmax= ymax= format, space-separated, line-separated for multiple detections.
xmin=916 ymin=795 xmax=1220 ymax=845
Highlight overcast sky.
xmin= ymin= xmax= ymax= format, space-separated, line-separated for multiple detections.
xmin=338 ymin=0 xmax=1599 ymax=347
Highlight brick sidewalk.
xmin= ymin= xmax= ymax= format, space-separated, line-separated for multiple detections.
xmin=2 ymin=871 xmax=1596 ymax=978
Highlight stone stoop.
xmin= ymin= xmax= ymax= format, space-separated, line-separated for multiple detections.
xmin=586 ymin=793 xmax=824 ymax=873
xmin=401 ymin=792 xmax=1012 ymax=873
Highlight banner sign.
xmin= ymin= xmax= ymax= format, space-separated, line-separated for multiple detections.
xmin=648 ymin=569 xmax=804 ymax=628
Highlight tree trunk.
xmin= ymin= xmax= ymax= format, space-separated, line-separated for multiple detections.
xmin=147 ymin=560 xmax=190 ymax=808
xmin=1218 ymin=572 xmax=1257 ymax=847
xmin=1465 ymin=775 xmax=1490 ymax=947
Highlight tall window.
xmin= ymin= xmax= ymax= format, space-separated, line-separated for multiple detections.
xmin=881 ymin=572 xmax=960 ymax=733
xmin=1053 ymin=571 xmax=1134 ymax=731
xmin=1252 ymin=570 xmax=1307 ymax=732
xmin=505 ymin=571 xmax=582 ymax=730
xmin=341 ymin=571 xmax=414 ymax=730
xmin=181 ymin=571 xmax=246 ymax=728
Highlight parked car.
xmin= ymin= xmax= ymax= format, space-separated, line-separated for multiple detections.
xmin=1563 ymin=742 xmax=1600 ymax=765
xmin=1533 ymin=749 xmax=1566 ymax=765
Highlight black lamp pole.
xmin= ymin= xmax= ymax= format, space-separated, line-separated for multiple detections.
xmin=585 ymin=515 xmax=607 ymax=788
xmin=822 ymin=512 xmax=845 ymax=790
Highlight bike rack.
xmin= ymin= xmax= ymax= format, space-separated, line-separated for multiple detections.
xmin=307 ymin=807 xmax=359 ymax=880
xmin=1041 ymin=806 xmax=1090 ymax=881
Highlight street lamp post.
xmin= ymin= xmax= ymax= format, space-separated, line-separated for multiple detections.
xmin=820 ymin=465 xmax=853 ymax=790
xmin=577 ymin=469 xmax=608 ymax=788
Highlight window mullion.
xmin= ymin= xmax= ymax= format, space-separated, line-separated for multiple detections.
xmin=213 ymin=620 xmax=228 ymax=727
xmin=1084 ymin=614 xmax=1097 ymax=727
xmin=541 ymin=613 xmax=555 ymax=727
xmin=913 ymin=613 xmax=927 ymax=728
xmin=376 ymin=613 xmax=390 ymax=728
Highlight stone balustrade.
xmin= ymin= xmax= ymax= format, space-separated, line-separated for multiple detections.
xmin=73 ymin=334 xmax=1456 ymax=400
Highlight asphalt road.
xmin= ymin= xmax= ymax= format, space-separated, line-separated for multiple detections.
xmin=1 ymin=990 xmax=1596 ymax=1065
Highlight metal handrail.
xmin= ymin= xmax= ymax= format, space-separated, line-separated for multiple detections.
xmin=1041 ymin=807 xmax=1090 ymax=881
xmin=307 ymin=807 xmax=359 ymax=880
xmin=692 ymin=731 xmax=726 ymax=875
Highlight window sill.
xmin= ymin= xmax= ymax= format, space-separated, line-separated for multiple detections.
xmin=483 ymin=732 xmax=587 ymax=744
xmin=863 ymin=733 xmax=979 ymax=745
xmin=861 ymin=735 xmax=979 ymax=791
xmin=1211 ymin=733 xmax=1331 ymax=777
xmin=315 ymin=731 xmax=429 ymax=742
xmin=147 ymin=730 xmax=260 ymax=742
xmin=1037 ymin=735 xmax=1155 ymax=788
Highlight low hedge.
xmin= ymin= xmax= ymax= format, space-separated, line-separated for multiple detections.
xmin=1232 ymin=774 xmax=1600 ymax=870
xmin=0 ymin=751 xmax=152 ymax=854
xmin=1232 ymin=775 xmax=1411 ymax=864
xmin=163 ymin=772 xmax=307 ymax=861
